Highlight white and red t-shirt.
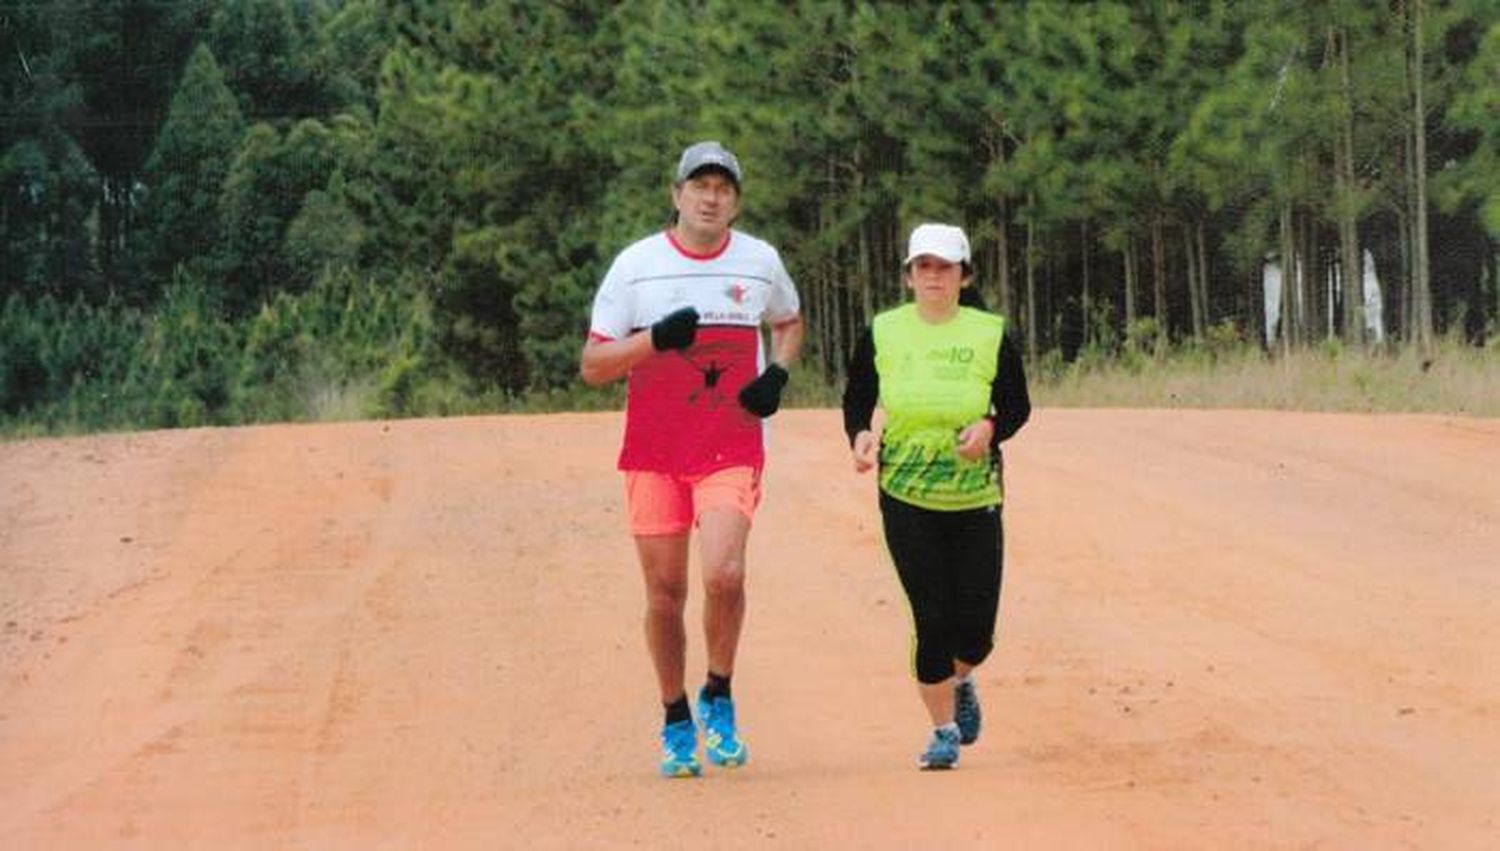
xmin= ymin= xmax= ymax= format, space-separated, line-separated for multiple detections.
xmin=588 ymin=229 xmax=801 ymax=475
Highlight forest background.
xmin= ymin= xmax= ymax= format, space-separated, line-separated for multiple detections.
xmin=2 ymin=0 xmax=1497 ymax=436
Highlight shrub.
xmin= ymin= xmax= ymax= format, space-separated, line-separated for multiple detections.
xmin=122 ymin=275 xmax=238 ymax=428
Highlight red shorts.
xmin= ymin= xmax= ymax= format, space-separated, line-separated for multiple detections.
xmin=624 ymin=466 xmax=762 ymax=536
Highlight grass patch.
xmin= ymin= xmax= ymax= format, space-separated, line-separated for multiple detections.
xmin=1035 ymin=337 xmax=1500 ymax=416
xmin=6 ymin=339 xmax=1496 ymax=443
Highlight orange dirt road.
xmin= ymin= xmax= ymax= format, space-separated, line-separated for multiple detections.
xmin=2 ymin=409 xmax=1498 ymax=849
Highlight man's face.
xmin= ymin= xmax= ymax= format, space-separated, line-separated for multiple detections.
xmin=672 ymin=170 xmax=740 ymax=243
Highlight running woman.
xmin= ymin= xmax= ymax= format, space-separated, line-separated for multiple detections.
xmin=580 ymin=141 xmax=804 ymax=778
xmin=841 ymin=223 xmax=1030 ymax=770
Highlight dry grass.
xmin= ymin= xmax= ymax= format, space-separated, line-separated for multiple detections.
xmin=1034 ymin=338 xmax=1500 ymax=417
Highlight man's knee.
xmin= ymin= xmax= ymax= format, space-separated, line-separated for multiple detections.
xmin=702 ymin=561 xmax=745 ymax=601
xmin=645 ymin=576 xmax=689 ymax=614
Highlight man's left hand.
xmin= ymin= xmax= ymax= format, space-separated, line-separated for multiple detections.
xmin=738 ymin=364 xmax=789 ymax=418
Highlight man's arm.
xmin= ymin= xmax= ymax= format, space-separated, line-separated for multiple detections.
xmin=768 ymin=315 xmax=804 ymax=369
xmin=579 ymin=333 xmax=654 ymax=387
xmin=736 ymin=315 xmax=805 ymax=418
xmin=580 ymin=306 xmax=700 ymax=386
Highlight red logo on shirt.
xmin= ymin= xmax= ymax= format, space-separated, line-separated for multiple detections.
xmin=725 ymin=282 xmax=748 ymax=305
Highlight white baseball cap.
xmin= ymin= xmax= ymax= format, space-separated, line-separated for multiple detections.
xmin=903 ymin=223 xmax=970 ymax=266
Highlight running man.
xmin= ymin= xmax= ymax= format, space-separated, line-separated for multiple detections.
xmin=580 ymin=141 xmax=804 ymax=777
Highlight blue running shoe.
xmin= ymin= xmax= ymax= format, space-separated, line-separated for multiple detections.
xmin=659 ymin=719 xmax=701 ymax=778
xmin=697 ymin=690 xmax=749 ymax=767
xmin=918 ymin=724 xmax=961 ymax=770
xmin=955 ymin=677 xmax=982 ymax=745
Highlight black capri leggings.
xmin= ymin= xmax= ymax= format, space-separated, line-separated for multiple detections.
xmin=879 ymin=491 xmax=1004 ymax=685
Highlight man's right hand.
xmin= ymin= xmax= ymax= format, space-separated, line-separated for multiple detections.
xmin=650 ymin=306 xmax=699 ymax=351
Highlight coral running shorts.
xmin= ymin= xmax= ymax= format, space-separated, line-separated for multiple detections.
xmin=624 ymin=466 xmax=762 ymax=536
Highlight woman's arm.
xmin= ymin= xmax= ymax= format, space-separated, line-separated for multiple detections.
xmin=841 ymin=327 xmax=878 ymax=446
xmin=987 ymin=328 xmax=1031 ymax=449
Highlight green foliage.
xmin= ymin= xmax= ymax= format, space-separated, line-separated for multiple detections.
xmin=0 ymin=133 xmax=99 ymax=300
xmin=0 ymin=293 xmax=140 ymax=422
xmin=134 ymin=44 xmax=245 ymax=298
xmin=49 ymin=0 xmax=212 ymax=293
xmin=4 ymin=0 xmax=1500 ymax=436
xmin=1204 ymin=318 xmax=1245 ymax=360
xmin=208 ymin=0 xmax=337 ymax=121
xmin=284 ymin=185 xmax=364 ymax=279
xmin=231 ymin=267 xmax=435 ymax=422
xmin=1437 ymin=21 xmax=1500 ymax=237
xmin=0 ymin=267 xmax=435 ymax=435
xmin=1085 ymin=296 xmax=1122 ymax=355
xmin=219 ymin=119 xmax=340 ymax=314
xmin=440 ymin=228 xmax=525 ymax=391
xmin=351 ymin=1 xmax=617 ymax=393
xmin=1125 ymin=317 xmax=1164 ymax=355
xmin=318 ymin=0 xmax=397 ymax=110
xmin=120 ymin=274 xmax=239 ymax=428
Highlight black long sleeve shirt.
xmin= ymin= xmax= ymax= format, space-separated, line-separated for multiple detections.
xmin=841 ymin=322 xmax=1031 ymax=452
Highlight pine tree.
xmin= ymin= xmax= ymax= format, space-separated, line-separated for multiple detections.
xmin=135 ymin=45 xmax=245 ymax=299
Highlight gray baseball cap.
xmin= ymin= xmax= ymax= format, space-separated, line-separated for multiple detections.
xmin=675 ymin=140 xmax=742 ymax=187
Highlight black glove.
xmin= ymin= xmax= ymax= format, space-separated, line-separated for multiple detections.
xmin=738 ymin=364 xmax=788 ymax=417
xmin=650 ymin=306 xmax=699 ymax=351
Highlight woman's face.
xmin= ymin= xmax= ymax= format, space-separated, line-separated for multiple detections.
xmin=905 ymin=255 xmax=966 ymax=308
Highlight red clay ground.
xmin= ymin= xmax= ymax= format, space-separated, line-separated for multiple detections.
xmin=2 ymin=409 xmax=1497 ymax=849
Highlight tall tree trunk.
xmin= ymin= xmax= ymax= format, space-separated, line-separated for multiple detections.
xmin=1410 ymin=0 xmax=1434 ymax=351
xmin=1185 ymin=225 xmax=1203 ymax=341
xmin=849 ymin=141 xmax=874 ymax=322
xmin=861 ymin=220 xmax=876 ymax=314
xmin=1279 ymin=201 xmax=1296 ymax=355
xmin=819 ymin=232 xmax=837 ymax=379
xmin=1151 ymin=214 xmax=1167 ymax=354
xmin=814 ymin=196 xmax=830 ymax=377
xmin=1399 ymin=205 xmax=1414 ymax=343
xmin=1291 ymin=249 xmax=1303 ymax=349
xmin=1195 ymin=221 xmax=1210 ymax=333
xmin=997 ymin=197 xmax=1012 ymax=320
xmin=1124 ymin=236 xmax=1138 ymax=329
xmin=1335 ymin=23 xmax=1365 ymax=345
xmin=100 ymin=176 xmax=132 ymax=299
xmin=1489 ymin=248 xmax=1500 ymax=345
xmin=1081 ymin=220 xmax=1092 ymax=345
xmin=1025 ymin=197 xmax=1038 ymax=362
xmin=1248 ymin=253 xmax=1265 ymax=349
xmin=1043 ymin=234 xmax=1054 ymax=352
xmin=1305 ymin=213 xmax=1325 ymax=340
xmin=1330 ymin=253 xmax=1339 ymax=341
xmin=828 ymin=276 xmax=844 ymax=381
xmin=885 ymin=208 xmax=900 ymax=305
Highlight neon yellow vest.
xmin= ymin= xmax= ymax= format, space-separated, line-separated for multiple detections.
xmin=873 ymin=304 xmax=1007 ymax=511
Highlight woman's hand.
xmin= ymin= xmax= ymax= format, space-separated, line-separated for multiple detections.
xmin=852 ymin=430 xmax=878 ymax=473
xmin=955 ymin=418 xmax=994 ymax=461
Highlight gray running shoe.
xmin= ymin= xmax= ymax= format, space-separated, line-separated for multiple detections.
xmin=955 ymin=677 xmax=982 ymax=745
xmin=918 ymin=725 xmax=961 ymax=770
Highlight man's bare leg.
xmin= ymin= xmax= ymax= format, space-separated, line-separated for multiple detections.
xmin=635 ymin=533 xmax=691 ymax=702
xmin=696 ymin=507 xmax=750 ymax=677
